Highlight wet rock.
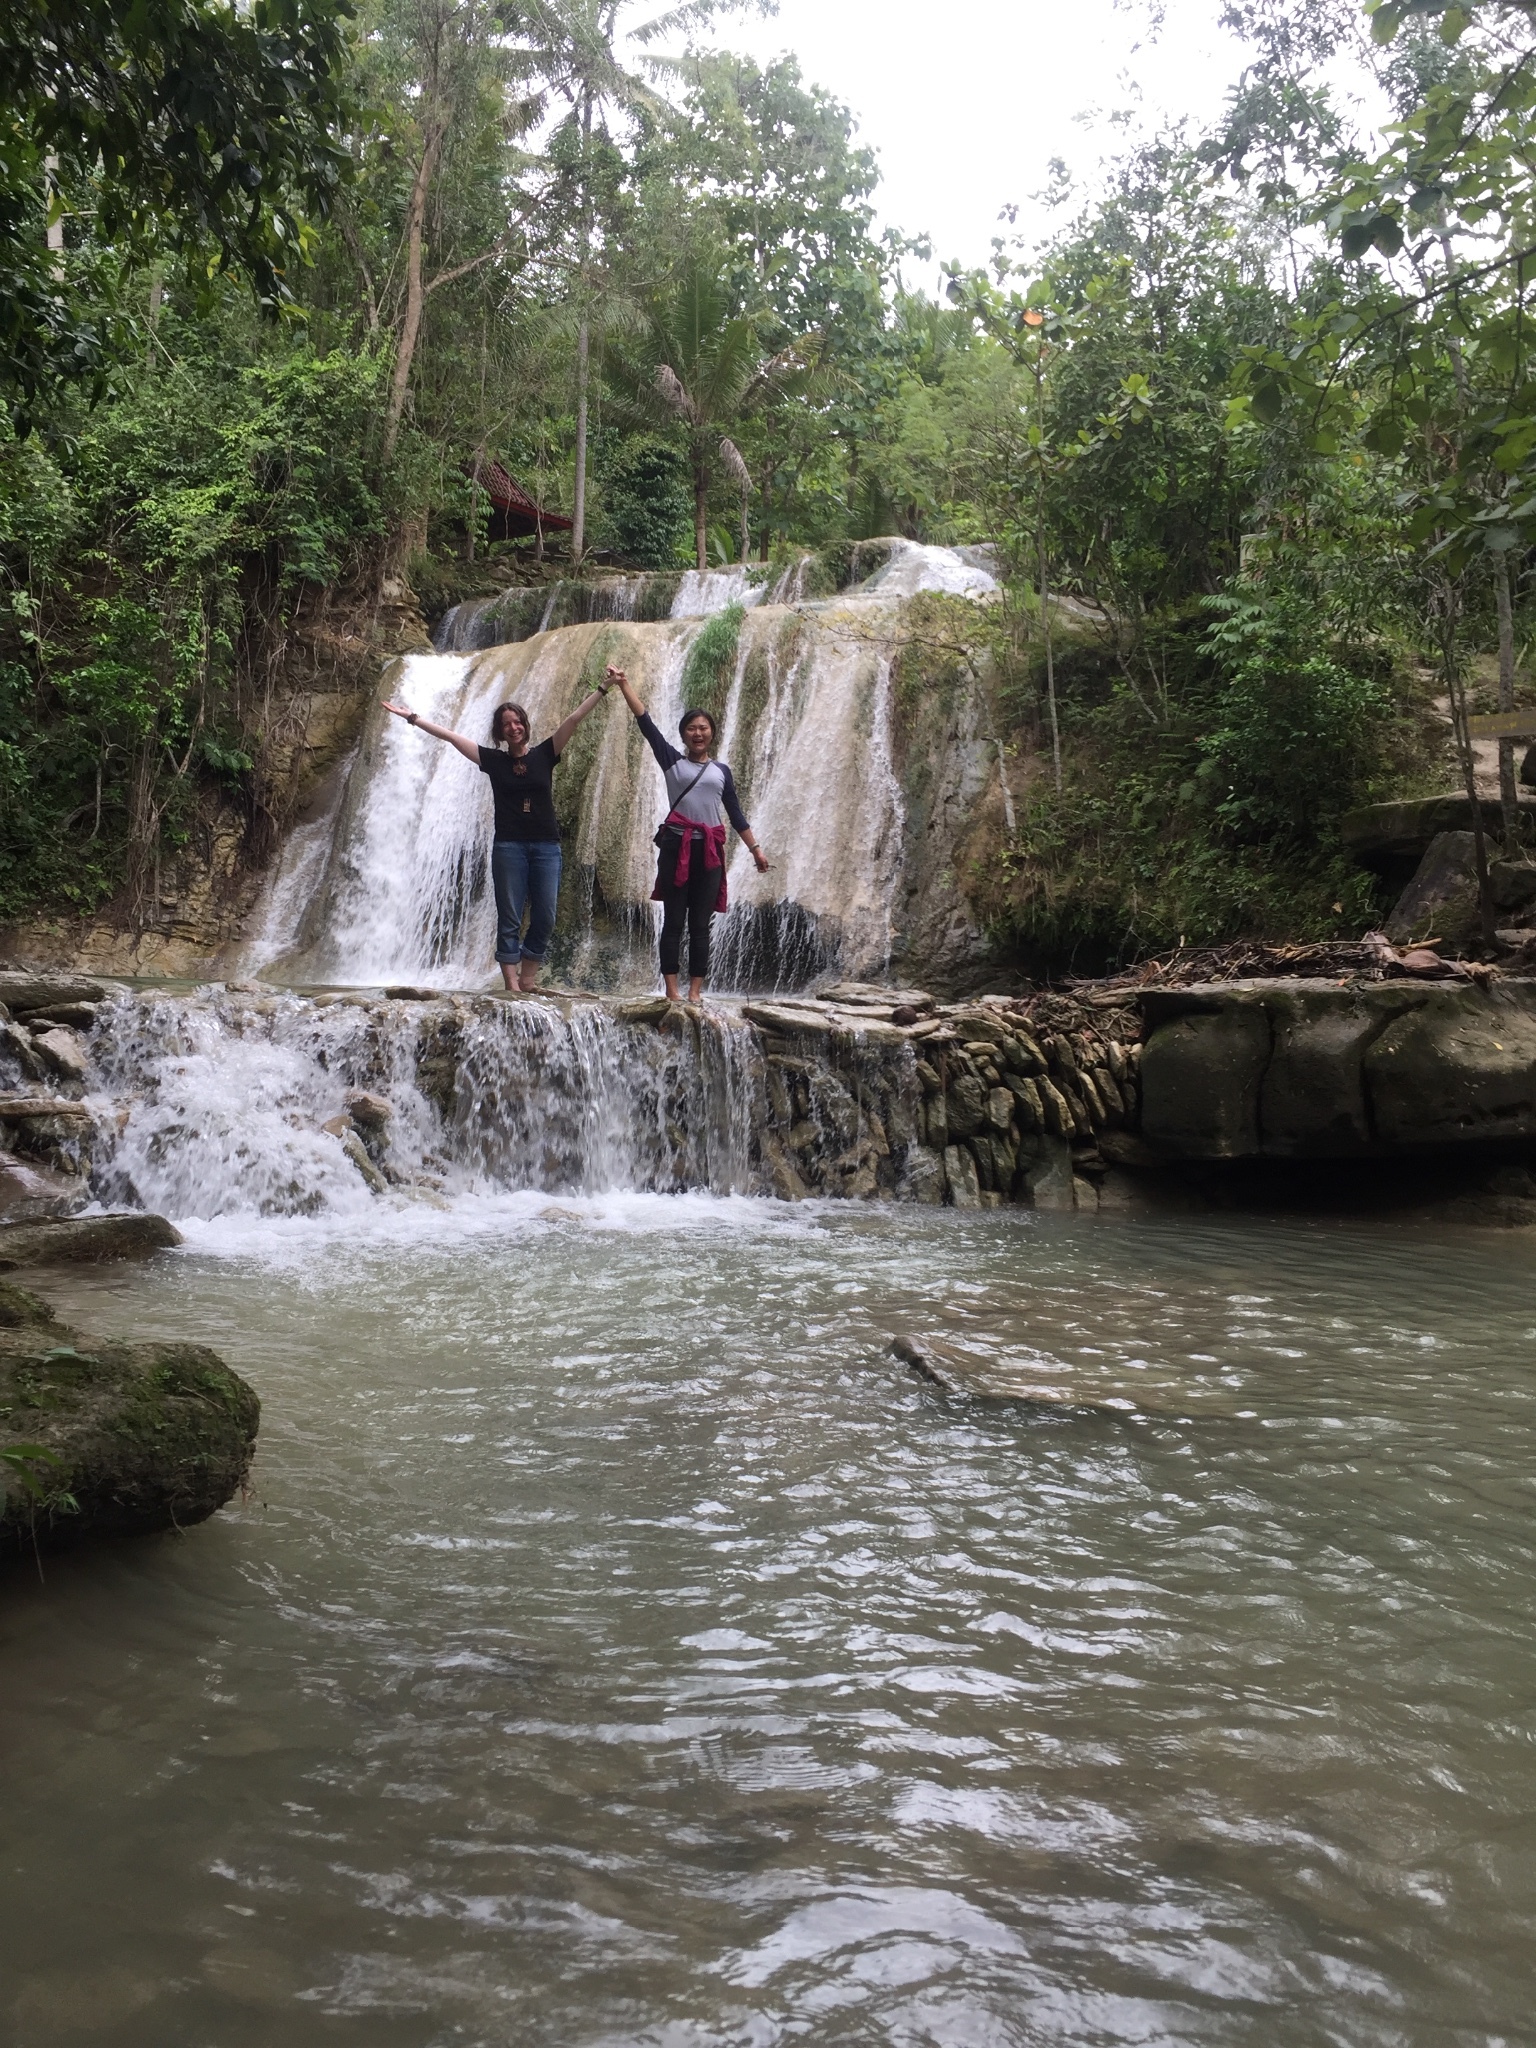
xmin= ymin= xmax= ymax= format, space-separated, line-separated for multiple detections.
xmin=943 ymin=1144 xmax=981 ymax=1209
xmin=29 ymin=1002 xmax=99 ymax=1031
xmin=612 ymin=997 xmax=672 ymax=1025
xmin=30 ymin=1026 xmax=90 ymax=1085
xmin=339 ymin=1128 xmax=387 ymax=1194
xmin=0 ymin=972 xmax=113 ymax=1016
xmin=0 ymin=1281 xmax=258 ymax=1556
xmin=760 ymin=1133 xmax=809 ymax=1202
xmin=947 ymin=1072 xmax=986 ymax=1140
xmin=1018 ymin=1135 xmax=1076 ymax=1210
xmin=1036 ymin=1076 xmax=1074 ymax=1140
xmin=922 ymin=1093 xmax=948 ymax=1150
xmin=898 ymin=1145 xmax=947 ymax=1204
xmin=1384 ymin=831 xmax=1482 ymax=947
xmin=0 ymin=1155 xmax=88 ymax=1224
xmin=0 ymin=1096 xmax=94 ymax=1175
xmin=742 ymin=1001 xmax=835 ymax=1038
xmin=345 ymin=1090 xmax=393 ymax=1132
xmin=0 ymin=1020 xmax=47 ymax=1082
xmin=0 ymin=1214 xmax=182 ymax=1270
xmin=382 ymin=985 xmax=441 ymax=1001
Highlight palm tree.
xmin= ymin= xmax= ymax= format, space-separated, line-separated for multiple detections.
xmin=523 ymin=1 xmax=765 ymax=562
xmin=610 ymin=259 xmax=815 ymax=569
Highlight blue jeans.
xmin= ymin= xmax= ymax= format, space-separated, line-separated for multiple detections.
xmin=491 ymin=839 xmax=561 ymax=964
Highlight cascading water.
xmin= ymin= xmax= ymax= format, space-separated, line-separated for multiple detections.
xmin=85 ymin=986 xmax=763 ymax=1220
xmin=245 ymin=539 xmax=996 ymax=994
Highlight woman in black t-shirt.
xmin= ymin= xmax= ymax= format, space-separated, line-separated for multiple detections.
xmin=382 ymin=682 xmax=610 ymax=990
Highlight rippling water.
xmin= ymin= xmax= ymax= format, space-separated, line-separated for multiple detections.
xmin=4 ymin=1199 xmax=1536 ymax=2046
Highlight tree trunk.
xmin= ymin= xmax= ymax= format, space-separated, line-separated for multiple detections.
xmin=1496 ymin=554 xmax=1522 ymax=857
xmin=1441 ymin=591 xmax=1496 ymax=944
xmin=1039 ymin=520 xmax=1060 ymax=791
xmin=695 ymin=460 xmax=709 ymax=573
xmin=572 ymin=318 xmax=589 ymax=566
xmin=382 ymin=122 xmax=444 ymax=463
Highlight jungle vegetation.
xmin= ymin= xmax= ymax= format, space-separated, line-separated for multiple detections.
xmin=1 ymin=0 xmax=1532 ymax=968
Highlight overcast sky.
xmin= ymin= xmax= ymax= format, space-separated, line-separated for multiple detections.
xmin=649 ymin=0 xmax=1378 ymax=290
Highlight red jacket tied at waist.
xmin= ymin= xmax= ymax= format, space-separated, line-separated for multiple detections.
xmin=652 ymin=815 xmax=728 ymax=913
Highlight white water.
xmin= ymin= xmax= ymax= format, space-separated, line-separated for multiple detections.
xmin=85 ymin=986 xmax=763 ymax=1222
xmin=245 ymin=541 xmax=994 ymax=992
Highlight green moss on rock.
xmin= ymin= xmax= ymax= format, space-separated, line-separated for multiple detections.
xmin=1 ymin=1284 xmax=260 ymax=1558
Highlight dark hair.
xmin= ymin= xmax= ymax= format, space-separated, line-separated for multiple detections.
xmin=491 ymin=701 xmax=531 ymax=746
xmin=679 ymin=707 xmax=717 ymax=741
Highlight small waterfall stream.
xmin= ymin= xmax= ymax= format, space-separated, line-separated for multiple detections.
xmin=247 ymin=539 xmax=996 ymax=995
xmin=85 ymin=986 xmax=765 ymax=1220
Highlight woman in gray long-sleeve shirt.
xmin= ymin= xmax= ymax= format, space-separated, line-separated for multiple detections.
xmin=608 ymin=665 xmax=771 ymax=1002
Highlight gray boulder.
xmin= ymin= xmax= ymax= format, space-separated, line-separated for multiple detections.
xmin=1140 ymin=976 xmax=1536 ymax=1157
xmin=0 ymin=1214 xmax=183 ymax=1270
xmin=1384 ymin=831 xmax=1482 ymax=946
xmin=943 ymin=1144 xmax=982 ymax=1208
xmin=0 ymin=972 xmax=114 ymax=1016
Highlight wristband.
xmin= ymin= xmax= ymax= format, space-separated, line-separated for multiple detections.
xmin=408 ymin=712 xmax=419 ymax=726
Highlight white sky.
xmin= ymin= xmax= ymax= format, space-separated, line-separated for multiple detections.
xmin=657 ymin=0 xmax=1379 ymax=289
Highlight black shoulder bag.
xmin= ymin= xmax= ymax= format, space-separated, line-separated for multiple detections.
xmin=653 ymin=760 xmax=714 ymax=848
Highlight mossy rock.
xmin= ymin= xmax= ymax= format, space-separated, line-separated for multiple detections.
xmin=0 ymin=1283 xmax=259 ymax=1558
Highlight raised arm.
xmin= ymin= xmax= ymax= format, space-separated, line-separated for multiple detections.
xmin=606 ymin=666 xmax=679 ymax=769
xmin=547 ymin=678 xmax=610 ymax=758
xmin=382 ymin=702 xmax=481 ymax=764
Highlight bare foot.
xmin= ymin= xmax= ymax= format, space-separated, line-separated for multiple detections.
xmin=518 ymin=960 xmax=540 ymax=993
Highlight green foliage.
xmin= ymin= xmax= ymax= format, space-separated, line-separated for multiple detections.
xmin=0 ymin=317 xmax=392 ymax=918
xmin=978 ymin=604 xmax=1435 ymax=971
xmin=600 ymin=436 xmax=692 ymax=566
xmin=679 ymin=600 xmax=744 ymax=722
xmin=1 ymin=0 xmax=354 ymax=418
xmin=1198 ymin=587 xmax=1401 ymax=845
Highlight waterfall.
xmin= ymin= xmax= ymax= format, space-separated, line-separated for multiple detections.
xmin=245 ymin=540 xmax=996 ymax=994
xmin=87 ymin=987 xmax=763 ymax=1221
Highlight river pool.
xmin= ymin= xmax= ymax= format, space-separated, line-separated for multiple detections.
xmin=3 ymin=1197 xmax=1535 ymax=2046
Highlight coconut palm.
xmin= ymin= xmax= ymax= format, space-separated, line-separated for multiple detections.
xmin=609 ymin=258 xmax=817 ymax=568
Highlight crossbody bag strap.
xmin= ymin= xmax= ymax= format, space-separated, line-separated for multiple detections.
xmin=670 ymin=759 xmax=714 ymax=808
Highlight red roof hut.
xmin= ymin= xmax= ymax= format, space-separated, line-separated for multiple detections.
xmin=466 ymin=459 xmax=573 ymax=544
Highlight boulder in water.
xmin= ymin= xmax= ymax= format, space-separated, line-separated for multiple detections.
xmin=30 ymin=1026 xmax=90 ymax=1084
xmin=943 ymin=1144 xmax=982 ymax=1208
xmin=0 ymin=972 xmax=115 ymax=1016
xmin=0 ymin=1281 xmax=258 ymax=1556
xmin=0 ymin=1214 xmax=183 ymax=1270
xmin=0 ymin=1155 xmax=87 ymax=1224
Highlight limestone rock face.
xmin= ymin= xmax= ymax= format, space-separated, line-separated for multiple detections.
xmin=0 ymin=1282 xmax=259 ymax=1555
xmin=1140 ymin=977 xmax=1536 ymax=1158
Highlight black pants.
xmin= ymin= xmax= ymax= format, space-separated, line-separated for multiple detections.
xmin=657 ymin=832 xmax=719 ymax=981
